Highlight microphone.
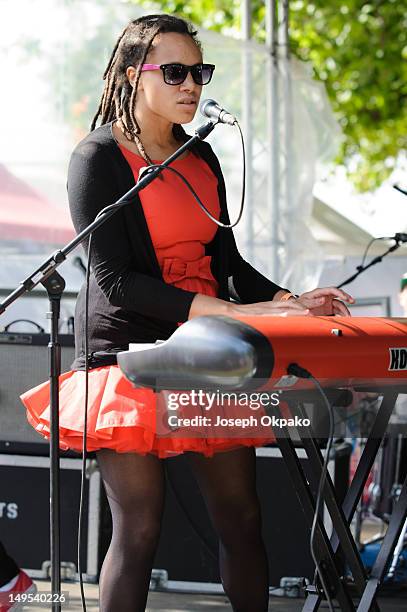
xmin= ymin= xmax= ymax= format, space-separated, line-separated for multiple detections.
xmin=395 ymin=233 xmax=407 ymax=243
xmin=200 ymin=99 xmax=237 ymax=126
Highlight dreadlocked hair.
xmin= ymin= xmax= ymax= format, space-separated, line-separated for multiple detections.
xmin=91 ymin=14 xmax=202 ymax=168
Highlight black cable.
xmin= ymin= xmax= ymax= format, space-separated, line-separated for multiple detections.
xmin=77 ymin=236 xmax=92 ymax=612
xmin=287 ymin=363 xmax=336 ymax=612
xmin=138 ymin=121 xmax=246 ymax=228
xmin=337 ymin=234 xmax=398 ymax=290
xmin=3 ymin=319 xmax=45 ymax=333
xmin=360 ymin=238 xmax=379 ymax=269
xmin=118 ymin=120 xmax=246 ymax=229
xmin=360 ymin=236 xmax=394 ymax=269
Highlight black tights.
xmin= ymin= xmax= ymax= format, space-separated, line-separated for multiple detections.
xmin=96 ymin=446 xmax=269 ymax=612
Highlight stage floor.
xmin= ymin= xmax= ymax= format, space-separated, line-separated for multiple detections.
xmin=27 ymin=580 xmax=407 ymax=610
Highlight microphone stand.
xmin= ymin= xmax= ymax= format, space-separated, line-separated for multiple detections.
xmin=0 ymin=119 xmax=216 ymax=611
xmin=337 ymin=236 xmax=404 ymax=289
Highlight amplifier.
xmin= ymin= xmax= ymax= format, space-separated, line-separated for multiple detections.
xmin=0 ymin=332 xmax=75 ymax=455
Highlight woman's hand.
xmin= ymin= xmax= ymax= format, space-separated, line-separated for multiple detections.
xmin=228 ymin=299 xmax=310 ymax=317
xmin=188 ymin=294 xmax=310 ymax=320
xmin=296 ymin=287 xmax=354 ymax=316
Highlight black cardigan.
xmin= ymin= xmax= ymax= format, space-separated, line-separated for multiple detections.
xmin=67 ymin=121 xmax=286 ymax=369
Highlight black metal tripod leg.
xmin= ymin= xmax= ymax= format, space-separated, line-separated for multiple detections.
xmin=42 ymin=271 xmax=65 ymax=612
xmin=302 ymin=593 xmax=323 ymax=611
xmin=300 ymin=391 xmax=397 ymax=612
xmin=271 ymin=420 xmax=355 ymax=611
xmin=293 ymin=403 xmax=379 ymax=612
xmin=356 ymin=473 xmax=407 ymax=611
xmin=277 ymin=434 xmax=355 ymax=610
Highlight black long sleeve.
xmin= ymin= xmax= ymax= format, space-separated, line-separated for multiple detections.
xmin=67 ymin=140 xmax=197 ymax=323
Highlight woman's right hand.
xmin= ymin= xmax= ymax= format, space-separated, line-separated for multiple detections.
xmin=187 ymin=294 xmax=310 ymax=320
xmin=226 ymin=300 xmax=309 ymax=317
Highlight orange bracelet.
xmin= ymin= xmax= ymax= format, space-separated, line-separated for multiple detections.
xmin=280 ymin=292 xmax=295 ymax=302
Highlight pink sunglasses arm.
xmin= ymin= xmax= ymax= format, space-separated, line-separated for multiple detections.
xmin=141 ymin=64 xmax=161 ymax=71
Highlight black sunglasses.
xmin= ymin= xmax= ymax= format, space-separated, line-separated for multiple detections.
xmin=141 ymin=62 xmax=215 ymax=86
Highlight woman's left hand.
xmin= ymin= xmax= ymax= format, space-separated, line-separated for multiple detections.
xmin=296 ymin=287 xmax=354 ymax=316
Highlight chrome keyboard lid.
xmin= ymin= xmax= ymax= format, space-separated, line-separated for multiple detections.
xmin=117 ymin=315 xmax=274 ymax=391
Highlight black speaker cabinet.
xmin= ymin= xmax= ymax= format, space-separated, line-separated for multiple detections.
xmin=0 ymin=332 xmax=75 ymax=455
xmin=0 ymin=455 xmax=109 ymax=582
xmin=153 ymin=443 xmax=351 ymax=588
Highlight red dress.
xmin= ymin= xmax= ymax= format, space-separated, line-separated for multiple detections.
xmin=21 ymin=146 xmax=276 ymax=458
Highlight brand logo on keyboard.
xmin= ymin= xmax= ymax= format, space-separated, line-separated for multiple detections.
xmin=388 ymin=348 xmax=407 ymax=371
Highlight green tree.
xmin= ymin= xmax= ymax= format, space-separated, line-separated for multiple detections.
xmin=136 ymin=0 xmax=407 ymax=192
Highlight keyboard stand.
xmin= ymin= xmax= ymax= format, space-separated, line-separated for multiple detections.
xmin=269 ymin=388 xmax=406 ymax=611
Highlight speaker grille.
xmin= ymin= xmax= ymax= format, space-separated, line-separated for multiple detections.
xmin=0 ymin=337 xmax=75 ymax=445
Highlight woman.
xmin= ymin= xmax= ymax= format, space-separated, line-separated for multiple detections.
xmin=22 ymin=14 xmax=353 ymax=612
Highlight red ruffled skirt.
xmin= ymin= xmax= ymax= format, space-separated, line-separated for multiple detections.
xmin=21 ymin=365 xmax=276 ymax=459
xmin=21 ymin=255 xmax=275 ymax=459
